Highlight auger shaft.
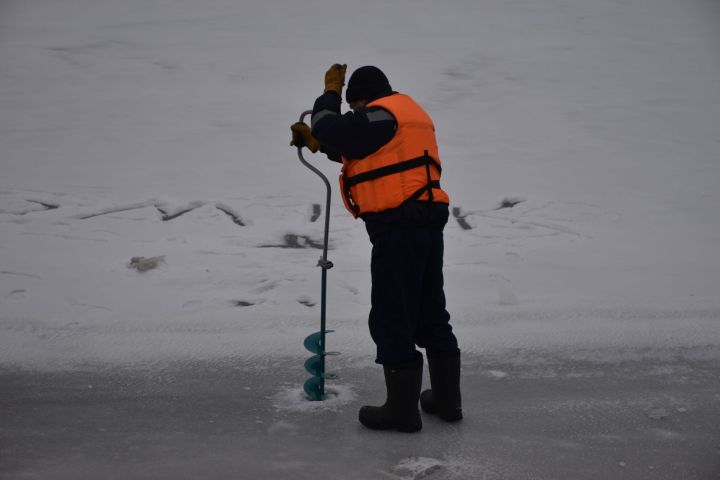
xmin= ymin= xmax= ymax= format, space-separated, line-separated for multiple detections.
xmin=297 ymin=109 xmax=334 ymax=401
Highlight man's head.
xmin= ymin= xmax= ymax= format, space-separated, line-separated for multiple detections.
xmin=345 ymin=66 xmax=392 ymax=107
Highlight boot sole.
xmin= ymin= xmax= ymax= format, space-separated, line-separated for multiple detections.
xmin=358 ymin=409 xmax=422 ymax=433
xmin=420 ymin=390 xmax=462 ymax=421
xmin=359 ymin=420 xmax=422 ymax=433
xmin=438 ymin=411 xmax=463 ymax=422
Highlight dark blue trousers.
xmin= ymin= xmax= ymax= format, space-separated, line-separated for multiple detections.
xmin=366 ymin=209 xmax=459 ymax=366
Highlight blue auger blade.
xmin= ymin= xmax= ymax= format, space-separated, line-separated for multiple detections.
xmin=303 ymin=376 xmax=324 ymax=401
xmin=303 ymin=330 xmax=335 ymax=354
xmin=304 ymin=354 xmax=324 ymax=377
xmin=303 ymin=331 xmax=323 ymax=354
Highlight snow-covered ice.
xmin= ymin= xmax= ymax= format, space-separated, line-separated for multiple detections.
xmin=1 ymin=0 xmax=719 ymax=478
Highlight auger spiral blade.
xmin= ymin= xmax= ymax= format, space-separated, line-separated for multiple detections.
xmin=303 ymin=376 xmax=324 ymax=401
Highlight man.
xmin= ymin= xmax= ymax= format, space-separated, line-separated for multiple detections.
xmin=290 ymin=64 xmax=462 ymax=433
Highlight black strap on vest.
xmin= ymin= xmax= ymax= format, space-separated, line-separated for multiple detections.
xmin=424 ymin=150 xmax=435 ymax=202
xmin=343 ymin=150 xmax=442 ymax=215
xmin=345 ymin=152 xmax=441 ymax=187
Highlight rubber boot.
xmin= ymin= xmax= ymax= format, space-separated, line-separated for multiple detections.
xmin=420 ymin=350 xmax=462 ymax=421
xmin=358 ymin=352 xmax=423 ymax=433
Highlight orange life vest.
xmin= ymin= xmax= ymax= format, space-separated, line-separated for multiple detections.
xmin=340 ymin=93 xmax=450 ymax=218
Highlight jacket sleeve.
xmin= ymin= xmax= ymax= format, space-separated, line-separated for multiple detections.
xmin=310 ymin=92 xmax=397 ymax=161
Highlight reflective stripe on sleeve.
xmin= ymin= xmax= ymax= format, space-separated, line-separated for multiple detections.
xmin=365 ymin=109 xmax=395 ymax=123
xmin=311 ymin=110 xmax=338 ymax=128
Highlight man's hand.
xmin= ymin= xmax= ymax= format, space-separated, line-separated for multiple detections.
xmin=324 ymin=63 xmax=347 ymax=97
xmin=290 ymin=122 xmax=319 ymax=153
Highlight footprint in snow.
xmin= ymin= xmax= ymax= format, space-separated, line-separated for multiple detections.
xmin=297 ymin=296 xmax=315 ymax=307
xmin=259 ymin=234 xmax=324 ymax=249
xmin=233 ymin=300 xmax=256 ymax=307
xmin=495 ymin=197 xmax=526 ymax=210
xmin=452 ymin=207 xmax=472 ymax=230
xmin=392 ymin=456 xmax=445 ymax=480
xmin=490 ymin=274 xmax=519 ymax=306
xmin=504 ymin=252 xmax=524 ymax=263
xmin=309 ymin=203 xmax=321 ymax=223
xmin=250 ymin=280 xmax=279 ymax=294
xmin=5 ymin=289 xmax=28 ymax=300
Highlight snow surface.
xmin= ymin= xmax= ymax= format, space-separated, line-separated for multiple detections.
xmin=1 ymin=0 xmax=719 ymax=478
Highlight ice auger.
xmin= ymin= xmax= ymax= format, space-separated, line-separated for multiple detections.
xmin=296 ymin=110 xmax=338 ymax=401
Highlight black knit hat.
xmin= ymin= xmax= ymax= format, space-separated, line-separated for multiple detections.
xmin=345 ymin=66 xmax=392 ymax=103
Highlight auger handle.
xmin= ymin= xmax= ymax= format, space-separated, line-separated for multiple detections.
xmin=296 ymin=110 xmax=332 ymax=269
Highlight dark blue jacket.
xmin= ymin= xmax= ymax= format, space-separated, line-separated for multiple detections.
xmin=310 ymin=91 xmax=448 ymax=239
xmin=310 ymin=91 xmax=397 ymax=162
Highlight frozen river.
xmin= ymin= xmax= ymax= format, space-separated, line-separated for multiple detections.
xmin=3 ymin=346 xmax=719 ymax=479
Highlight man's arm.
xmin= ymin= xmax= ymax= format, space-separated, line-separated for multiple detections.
xmin=311 ymin=92 xmax=397 ymax=161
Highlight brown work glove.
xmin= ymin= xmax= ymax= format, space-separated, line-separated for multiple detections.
xmin=324 ymin=63 xmax=347 ymax=97
xmin=290 ymin=122 xmax=319 ymax=153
